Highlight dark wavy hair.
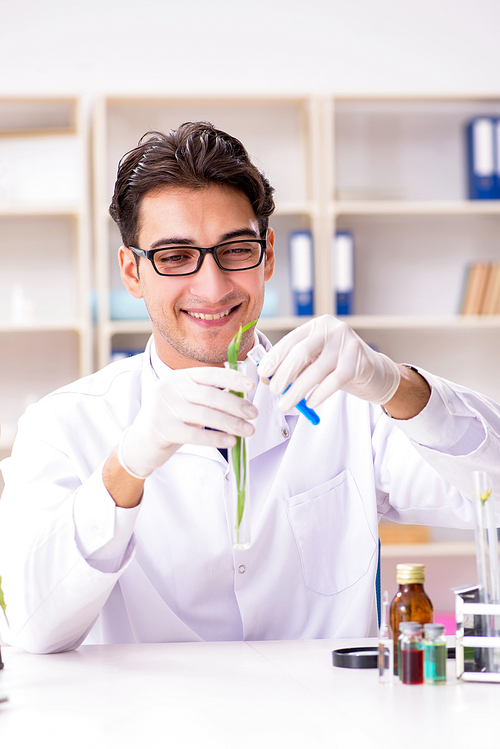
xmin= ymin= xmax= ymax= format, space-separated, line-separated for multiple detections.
xmin=109 ymin=122 xmax=275 ymax=247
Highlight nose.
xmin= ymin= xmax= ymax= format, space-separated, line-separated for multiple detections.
xmin=188 ymin=252 xmax=234 ymax=301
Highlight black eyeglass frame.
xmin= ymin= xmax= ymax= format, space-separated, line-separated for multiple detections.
xmin=129 ymin=238 xmax=268 ymax=277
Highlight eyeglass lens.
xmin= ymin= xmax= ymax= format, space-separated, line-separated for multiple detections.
xmin=152 ymin=240 xmax=262 ymax=275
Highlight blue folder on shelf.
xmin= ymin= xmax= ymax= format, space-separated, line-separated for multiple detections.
xmin=289 ymin=230 xmax=314 ymax=315
xmin=334 ymin=230 xmax=354 ymax=315
xmin=466 ymin=117 xmax=497 ymax=200
xmin=495 ymin=119 xmax=500 ymax=199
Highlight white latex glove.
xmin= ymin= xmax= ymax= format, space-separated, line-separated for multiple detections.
xmin=257 ymin=315 xmax=401 ymax=411
xmin=118 ymin=367 xmax=256 ymax=479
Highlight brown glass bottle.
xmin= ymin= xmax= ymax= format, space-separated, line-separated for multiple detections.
xmin=390 ymin=563 xmax=433 ymax=674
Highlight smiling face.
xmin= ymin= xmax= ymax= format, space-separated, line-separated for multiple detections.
xmin=119 ymin=183 xmax=275 ymax=369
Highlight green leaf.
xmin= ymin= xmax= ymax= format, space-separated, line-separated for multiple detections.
xmin=240 ymin=319 xmax=258 ymax=337
xmin=227 ymin=320 xmax=257 ymax=370
xmin=227 ymin=336 xmax=238 ymax=369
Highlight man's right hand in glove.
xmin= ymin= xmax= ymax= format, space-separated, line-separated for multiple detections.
xmin=103 ymin=366 xmax=257 ymax=508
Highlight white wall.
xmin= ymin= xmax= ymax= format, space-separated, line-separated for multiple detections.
xmin=1 ymin=0 xmax=499 ymax=101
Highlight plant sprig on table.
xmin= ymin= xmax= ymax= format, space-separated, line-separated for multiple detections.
xmin=227 ymin=320 xmax=257 ymax=544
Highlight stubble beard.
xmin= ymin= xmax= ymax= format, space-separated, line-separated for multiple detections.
xmin=150 ymin=312 xmax=258 ymax=365
xmin=141 ymin=279 xmax=263 ymax=364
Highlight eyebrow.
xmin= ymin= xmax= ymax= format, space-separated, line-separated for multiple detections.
xmin=149 ymin=228 xmax=260 ymax=250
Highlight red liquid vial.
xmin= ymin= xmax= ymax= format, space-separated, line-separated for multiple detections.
xmin=401 ymin=647 xmax=424 ymax=684
xmin=400 ymin=622 xmax=424 ymax=684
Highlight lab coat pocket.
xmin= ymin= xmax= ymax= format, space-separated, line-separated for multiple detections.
xmin=285 ymin=470 xmax=376 ymax=595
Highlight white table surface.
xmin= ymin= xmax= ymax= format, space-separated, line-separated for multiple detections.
xmin=0 ymin=637 xmax=499 ymax=749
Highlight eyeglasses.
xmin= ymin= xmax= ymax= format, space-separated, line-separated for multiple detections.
xmin=129 ymin=238 xmax=267 ymax=277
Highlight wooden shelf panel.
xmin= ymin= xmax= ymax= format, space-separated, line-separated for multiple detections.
xmin=0 ymin=203 xmax=81 ymax=216
xmin=381 ymin=541 xmax=477 ymax=558
xmin=106 ymin=318 xmax=318 ymax=335
xmin=258 ymin=316 xmax=312 ymax=332
xmin=0 ymin=320 xmax=84 ymax=332
xmin=99 ymin=314 xmax=499 ymax=342
xmin=274 ymin=201 xmax=318 ymax=216
xmin=343 ymin=314 xmax=500 ymax=330
xmin=105 ymin=320 xmax=153 ymax=335
xmin=334 ymin=200 xmax=500 ymax=215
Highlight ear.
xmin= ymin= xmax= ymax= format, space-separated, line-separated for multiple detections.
xmin=119 ymin=246 xmax=143 ymax=299
xmin=264 ymin=227 xmax=275 ymax=282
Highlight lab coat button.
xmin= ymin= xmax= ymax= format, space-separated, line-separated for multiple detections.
xmin=238 ymin=564 xmax=246 ymax=574
xmin=281 ymin=428 xmax=289 ymax=439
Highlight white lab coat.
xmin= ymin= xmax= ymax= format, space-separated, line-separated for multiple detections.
xmin=0 ymin=334 xmax=499 ymax=653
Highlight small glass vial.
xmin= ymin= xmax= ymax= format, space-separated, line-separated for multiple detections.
xmin=400 ymin=622 xmax=424 ymax=684
xmin=378 ymin=591 xmax=394 ymax=684
xmin=423 ymin=623 xmax=447 ymax=684
xmin=390 ymin=563 xmax=433 ymax=674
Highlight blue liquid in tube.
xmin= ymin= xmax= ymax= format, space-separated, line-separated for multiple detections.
xmin=247 ymin=344 xmax=320 ymax=426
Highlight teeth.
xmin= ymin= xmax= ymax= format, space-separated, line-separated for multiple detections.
xmin=188 ymin=309 xmax=231 ymax=321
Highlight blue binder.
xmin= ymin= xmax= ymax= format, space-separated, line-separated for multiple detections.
xmin=495 ymin=119 xmax=500 ymax=199
xmin=334 ymin=230 xmax=354 ymax=315
xmin=466 ymin=117 xmax=496 ymax=200
xmin=289 ymin=230 xmax=314 ymax=315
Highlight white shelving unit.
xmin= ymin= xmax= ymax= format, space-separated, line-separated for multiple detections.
xmin=0 ymin=98 xmax=92 ymax=457
xmin=93 ymin=95 xmax=324 ymax=368
xmin=327 ymin=94 xmax=500 ymax=404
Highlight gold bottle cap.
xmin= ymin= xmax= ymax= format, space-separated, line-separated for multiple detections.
xmin=396 ymin=563 xmax=425 ymax=584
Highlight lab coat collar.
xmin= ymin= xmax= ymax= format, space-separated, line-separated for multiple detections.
xmin=141 ymin=333 xmax=295 ymax=464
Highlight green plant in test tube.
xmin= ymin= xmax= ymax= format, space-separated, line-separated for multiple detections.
xmin=227 ymin=320 xmax=256 ymax=546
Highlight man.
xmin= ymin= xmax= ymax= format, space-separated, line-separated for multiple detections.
xmin=0 ymin=122 xmax=497 ymax=653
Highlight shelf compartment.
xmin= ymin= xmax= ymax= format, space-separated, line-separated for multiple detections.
xmin=0 ymin=329 xmax=81 ymax=447
xmin=333 ymin=213 xmax=500 ymax=318
xmin=102 ymin=96 xmax=317 ymax=208
xmin=0 ymin=98 xmax=77 ymax=136
xmin=0 ymin=134 xmax=83 ymax=208
xmin=0 ymin=214 xmax=81 ymax=324
xmin=332 ymin=97 xmax=500 ymax=203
